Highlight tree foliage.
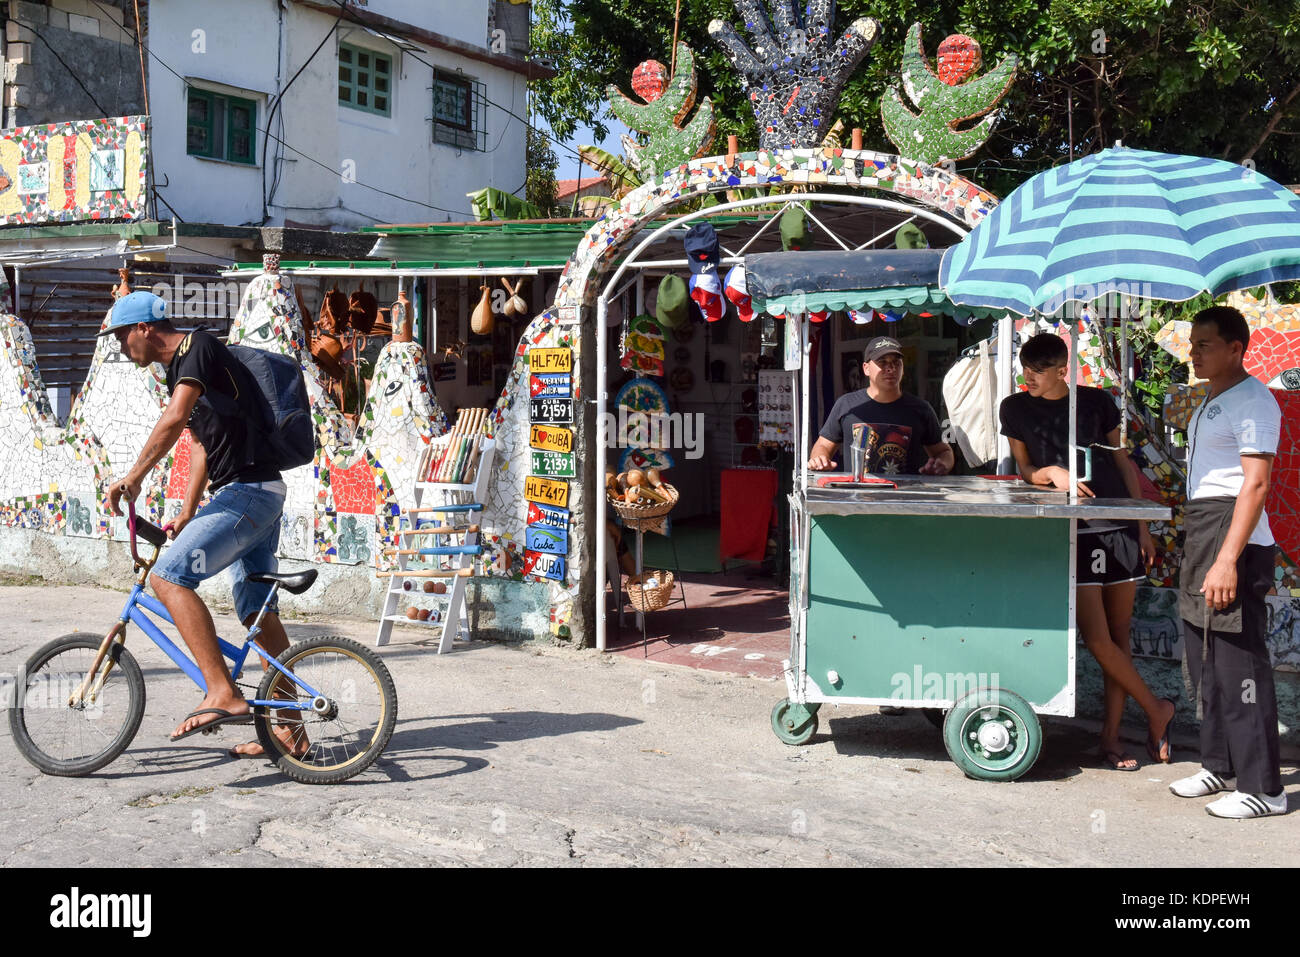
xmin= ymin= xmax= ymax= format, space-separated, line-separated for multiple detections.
xmin=525 ymin=126 xmax=560 ymax=217
xmin=530 ymin=0 xmax=1300 ymax=193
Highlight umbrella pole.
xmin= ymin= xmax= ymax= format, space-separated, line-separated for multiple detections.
xmin=1068 ymin=318 xmax=1078 ymax=502
xmin=1120 ymin=302 xmax=1129 ymax=449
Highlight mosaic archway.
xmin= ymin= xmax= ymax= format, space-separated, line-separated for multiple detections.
xmin=480 ymin=147 xmax=1001 ymax=638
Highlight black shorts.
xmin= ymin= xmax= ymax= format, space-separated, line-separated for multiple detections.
xmin=1077 ymin=525 xmax=1144 ymax=587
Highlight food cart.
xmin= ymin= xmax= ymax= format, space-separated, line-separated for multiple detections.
xmin=746 ymin=249 xmax=1170 ymax=781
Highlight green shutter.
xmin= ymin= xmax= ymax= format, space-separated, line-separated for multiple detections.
xmin=226 ymin=96 xmax=256 ymax=164
xmin=338 ymin=43 xmax=392 ymax=116
xmin=186 ymin=88 xmax=215 ymax=158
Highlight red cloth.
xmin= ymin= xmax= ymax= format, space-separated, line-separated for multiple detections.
xmin=720 ymin=467 xmax=778 ymax=562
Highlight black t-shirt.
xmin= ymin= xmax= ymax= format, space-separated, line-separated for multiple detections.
xmin=819 ymin=390 xmax=942 ymax=476
xmin=165 ymin=330 xmax=280 ymax=490
xmin=999 ymin=386 xmax=1131 ymax=510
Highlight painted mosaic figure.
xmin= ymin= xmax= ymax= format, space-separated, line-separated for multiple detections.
xmin=607 ymin=44 xmax=716 ymax=179
xmin=881 ymin=24 xmax=1017 ymax=166
xmin=708 ymin=0 xmax=879 ymax=150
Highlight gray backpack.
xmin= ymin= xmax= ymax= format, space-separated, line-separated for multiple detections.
xmin=226 ymin=345 xmax=315 ymax=470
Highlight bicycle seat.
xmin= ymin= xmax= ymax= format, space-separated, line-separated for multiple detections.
xmin=247 ymin=570 xmax=319 ymax=594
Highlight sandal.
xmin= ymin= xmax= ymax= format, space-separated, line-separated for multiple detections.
xmin=1099 ymin=749 xmax=1140 ymax=772
xmin=1146 ymin=698 xmax=1176 ymax=764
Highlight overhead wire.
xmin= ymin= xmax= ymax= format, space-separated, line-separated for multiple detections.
xmin=85 ymin=0 xmax=473 ymax=220
xmin=261 ymin=6 xmax=348 ymax=222
xmin=12 ymin=17 xmax=111 ymax=116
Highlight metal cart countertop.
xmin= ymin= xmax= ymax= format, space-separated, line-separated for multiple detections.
xmin=803 ymin=474 xmax=1171 ymax=521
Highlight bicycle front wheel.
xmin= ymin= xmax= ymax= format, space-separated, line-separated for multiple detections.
xmin=8 ymin=633 xmax=146 ymax=776
xmin=253 ymin=636 xmax=397 ymax=784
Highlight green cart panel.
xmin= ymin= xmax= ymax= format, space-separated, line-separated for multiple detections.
xmin=805 ymin=514 xmax=1072 ymax=709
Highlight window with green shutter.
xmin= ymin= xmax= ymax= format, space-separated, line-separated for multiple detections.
xmin=339 ymin=43 xmax=393 ymax=116
xmin=186 ymin=88 xmax=258 ymax=165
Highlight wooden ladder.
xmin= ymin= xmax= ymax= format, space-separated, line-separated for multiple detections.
xmin=375 ymin=409 xmax=494 ymax=652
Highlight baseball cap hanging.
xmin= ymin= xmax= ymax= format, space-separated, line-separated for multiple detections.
xmin=656 ymin=274 xmax=689 ymax=328
xmin=780 ymin=206 xmax=809 ymax=251
xmin=683 ymin=223 xmax=721 ymax=275
xmin=684 ymin=222 xmax=723 ymax=323
xmin=689 ymin=272 xmax=724 ymax=322
xmin=724 ymin=264 xmax=755 ymax=322
xmin=895 ymin=222 xmax=929 ymax=249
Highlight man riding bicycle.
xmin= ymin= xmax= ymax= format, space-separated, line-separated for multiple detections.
xmin=104 ymin=290 xmax=294 ymax=755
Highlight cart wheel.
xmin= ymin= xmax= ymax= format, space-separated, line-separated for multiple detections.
xmin=921 ymin=708 xmax=946 ymax=731
xmin=942 ymin=688 xmax=1042 ymax=782
xmin=771 ymin=699 xmax=819 ymax=746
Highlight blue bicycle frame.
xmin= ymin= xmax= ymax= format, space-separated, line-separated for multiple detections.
xmin=120 ymin=585 xmax=319 ymax=711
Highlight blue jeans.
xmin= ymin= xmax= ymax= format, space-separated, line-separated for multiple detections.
xmin=152 ymin=480 xmax=286 ymax=622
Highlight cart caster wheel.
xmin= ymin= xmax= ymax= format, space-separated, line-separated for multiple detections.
xmin=771 ymin=699 xmax=819 ymax=746
xmin=922 ymin=708 xmax=946 ymax=731
xmin=942 ymin=688 xmax=1041 ymax=782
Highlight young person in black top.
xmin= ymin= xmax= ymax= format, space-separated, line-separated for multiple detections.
xmin=808 ymin=336 xmax=954 ymax=477
xmin=1000 ymin=333 xmax=1175 ymax=770
xmin=103 ymin=291 xmax=301 ymax=756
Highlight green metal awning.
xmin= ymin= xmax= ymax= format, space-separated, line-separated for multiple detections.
xmin=363 ymin=220 xmax=597 ymax=268
xmin=759 ymin=284 xmax=1006 ymax=318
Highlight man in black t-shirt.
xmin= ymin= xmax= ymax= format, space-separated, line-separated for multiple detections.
xmin=1000 ymin=332 xmax=1173 ymax=771
xmin=808 ymin=336 xmax=953 ymax=476
xmin=103 ymin=291 xmax=300 ymax=754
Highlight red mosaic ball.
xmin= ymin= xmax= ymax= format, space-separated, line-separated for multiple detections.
xmin=631 ymin=59 xmax=669 ymax=102
xmin=937 ymin=34 xmax=982 ymax=86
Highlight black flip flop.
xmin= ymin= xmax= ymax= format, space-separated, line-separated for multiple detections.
xmin=170 ymin=708 xmax=253 ymax=742
xmin=1099 ymin=749 xmax=1140 ymax=772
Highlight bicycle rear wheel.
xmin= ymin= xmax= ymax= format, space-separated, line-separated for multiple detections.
xmin=8 ymin=633 xmax=146 ymax=776
xmin=253 ymin=636 xmax=397 ymax=784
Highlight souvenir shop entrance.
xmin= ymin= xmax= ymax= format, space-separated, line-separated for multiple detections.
xmin=594 ymin=192 xmax=995 ymax=673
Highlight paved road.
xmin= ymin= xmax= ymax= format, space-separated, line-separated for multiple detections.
xmin=1 ymin=584 xmax=1296 ymax=867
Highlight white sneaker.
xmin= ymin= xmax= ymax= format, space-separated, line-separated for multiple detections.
xmin=1170 ymin=768 xmax=1235 ymax=798
xmin=1205 ymin=789 xmax=1287 ymax=819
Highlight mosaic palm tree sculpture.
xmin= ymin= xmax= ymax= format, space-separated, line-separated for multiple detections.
xmin=606 ymin=43 xmax=716 ymax=179
xmin=708 ymin=0 xmax=878 ymax=150
xmin=881 ymin=24 xmax=1017 ymax=166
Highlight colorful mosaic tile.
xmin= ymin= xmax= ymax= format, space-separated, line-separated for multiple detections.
xmin=707 ymin=0 xmax=879 ymax=151
xmin=0 ymin=115 xmax=148 ymax=226
xmin=607 ymin=43 xmax=715 ymax=178
xmin=881 ymin=24 xmax=1017 ymax=166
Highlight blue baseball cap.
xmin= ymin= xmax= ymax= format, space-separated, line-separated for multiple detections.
xmin=99 ymin=291 xmax=168 ymax=335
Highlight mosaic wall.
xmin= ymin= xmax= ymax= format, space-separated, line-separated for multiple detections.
xmin=0 ymin=268 xmax=448 ymax=570
xmin=0 ymin=115 xmax=147 ymax=226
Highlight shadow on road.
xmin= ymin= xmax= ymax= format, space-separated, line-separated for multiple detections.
xmin=401 ymin=710 xmax=642 ymax=751
xmin=221 ymin=710 xmax=642 ymax=788
xmin=824 ymin=712 xmax=1085 ymax=783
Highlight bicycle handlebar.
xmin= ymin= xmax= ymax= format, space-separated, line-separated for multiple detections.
xmin=126 ymin=501 xmax=169 ymax=567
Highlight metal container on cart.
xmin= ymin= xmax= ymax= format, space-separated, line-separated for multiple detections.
xmin=777 ymin=475 xmax=1168 ymax=780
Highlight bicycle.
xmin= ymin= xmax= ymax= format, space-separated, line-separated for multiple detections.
xmin=7 ymin=502 xmax=397 ymax=784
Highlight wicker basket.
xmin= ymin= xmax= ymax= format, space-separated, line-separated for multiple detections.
xmin=610 ymin=482 xmax=678 ymax=521
xmin=627 ymin=570 xmax=675 ymax=612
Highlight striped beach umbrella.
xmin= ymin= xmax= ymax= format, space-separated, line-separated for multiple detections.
xmin=940 ymin=147 xmax=1300 ymax=315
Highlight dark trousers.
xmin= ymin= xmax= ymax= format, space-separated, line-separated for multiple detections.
xmin=1182 ymin=544 xmax=1282 ymax=795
